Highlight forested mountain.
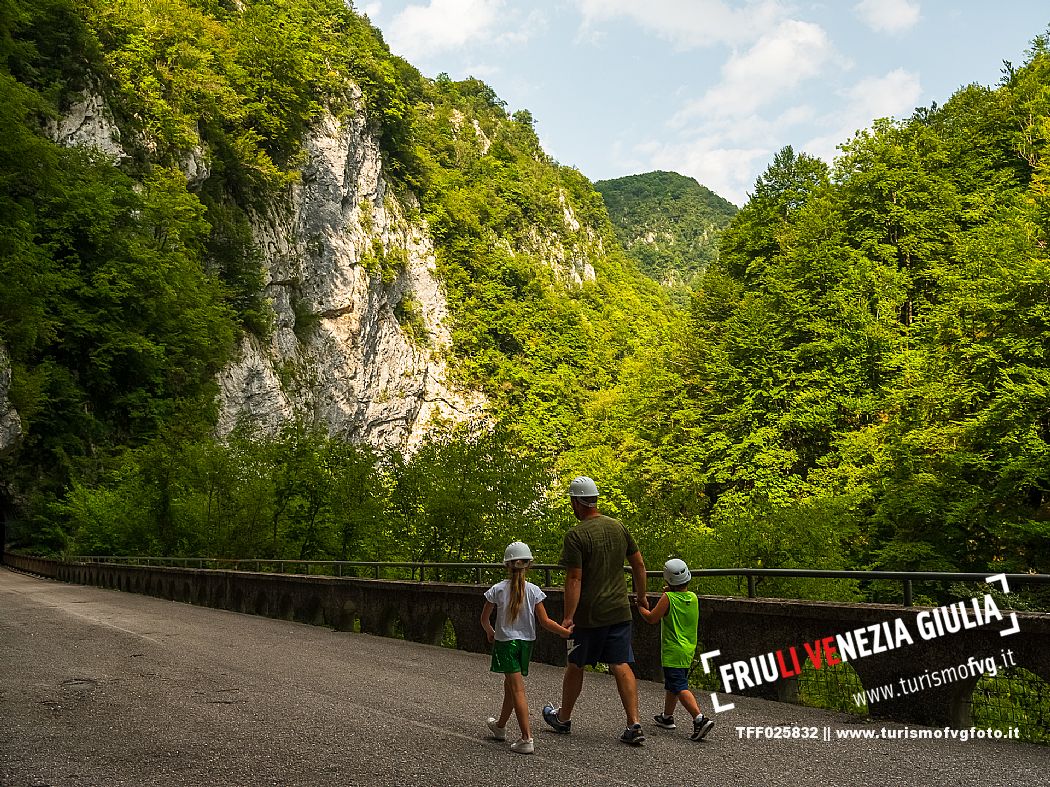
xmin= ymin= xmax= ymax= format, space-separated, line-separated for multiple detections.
xmin=595 ymin=171 xmax=737 ymax=292
xmin=0 ymin=0 xmax=673 ymax=561
xmin=0 ymin=0 xmax=1046 ymax=597
xmin=575 ymin=51 xmax=1050 ymax=589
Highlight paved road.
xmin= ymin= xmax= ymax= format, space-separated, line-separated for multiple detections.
xmin=1 ymin=568 xmax=1046 ymax=786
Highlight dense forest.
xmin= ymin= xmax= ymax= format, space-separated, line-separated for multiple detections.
xmin=1 ymin=1 xmax=1047 ymax=603
xmin=595 ymin=170 xmax=737 ymax=297
xmin=576 ymin=67 xmax=1050 ymax=593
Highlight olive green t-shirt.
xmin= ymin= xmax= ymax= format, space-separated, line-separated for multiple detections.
xmin=559 ymin=514 xmax=639 ymax=628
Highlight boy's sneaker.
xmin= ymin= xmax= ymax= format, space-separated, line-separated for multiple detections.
xmin=620 ymin=723 xmax=646 ymax=746
xmin=653 ymin=713 xmax=676 ymax=729
xmin=510 ymin=738 xmax=534 ymax=754
xmin=692 ymin=714 xmax=715 ymax=741
xmin=542 ymin=703 xmax=571 ymax=734
xmin=486 ymin=717 xmax=506 ymax=741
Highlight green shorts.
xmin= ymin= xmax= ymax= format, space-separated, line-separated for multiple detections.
xmin=490 ymin=639 xmax=533 ymax=675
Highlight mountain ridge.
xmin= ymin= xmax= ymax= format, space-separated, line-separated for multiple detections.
xmin=595 ymin=170 xmax=737 ymax=290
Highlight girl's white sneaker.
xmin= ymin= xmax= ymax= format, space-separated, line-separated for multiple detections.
xmin=486 ymin=717 xmax=506 ymax=741
xmin=510 ymin=738 xmax=534 ymax=754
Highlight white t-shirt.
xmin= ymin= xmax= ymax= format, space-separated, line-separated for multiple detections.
xmin=484 ymin=579 xmax=547 ymax=641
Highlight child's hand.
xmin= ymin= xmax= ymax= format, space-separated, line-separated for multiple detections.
xmin=560 ymin=622 xmax=574 ymax=639
xmin=485 ymin=629 xmax=494 ymax=644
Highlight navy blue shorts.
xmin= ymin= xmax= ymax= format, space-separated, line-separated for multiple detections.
xmin=663 ymin=667 xmax=690 ymax=693
xmin=566 ymin=621 xmax=634 ymax=667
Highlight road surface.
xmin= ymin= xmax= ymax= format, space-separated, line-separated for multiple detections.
xmin=1 ymin=568 xmax=1046 ymax=786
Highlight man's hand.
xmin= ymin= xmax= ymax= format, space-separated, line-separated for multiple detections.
xmin=627 ymin=549 xmax=649 ymax=614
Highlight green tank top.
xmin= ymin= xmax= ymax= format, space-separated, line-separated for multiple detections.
xmin=661 ymin=590 xmax=699 ymax=668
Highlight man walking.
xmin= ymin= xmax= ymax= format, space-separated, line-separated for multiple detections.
xmin=542 ymin=476 xmax=650 ymax=745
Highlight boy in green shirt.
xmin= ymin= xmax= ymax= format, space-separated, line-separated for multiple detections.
xmin=637 ymin=558 xmax=715 ymax=741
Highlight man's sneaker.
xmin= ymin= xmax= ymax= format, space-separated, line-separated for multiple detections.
xmin=620 ymin=723 xmax=646 ymax=746
xmin=486 ymin=717 xmax=506 ymax=741
xmin=510 ymin=738 xmax=535 ymax=754
xmin=653 ymin=713 xmax=676 ymax=729
xmin=691 ymin=714 xmax=715 ymax=741
xmin=542 ymin=703 xmax=571 ymax=734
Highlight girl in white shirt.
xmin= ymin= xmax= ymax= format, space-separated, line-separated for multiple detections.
xmin=480 ymin=541 xmax=573 ymax=754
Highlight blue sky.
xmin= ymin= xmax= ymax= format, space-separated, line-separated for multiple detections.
xmin=359 ymin=1 xmax=1049 ymax=206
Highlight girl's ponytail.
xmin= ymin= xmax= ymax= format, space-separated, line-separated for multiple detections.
xmin=506 ymin=559 xmax=529 ymax=622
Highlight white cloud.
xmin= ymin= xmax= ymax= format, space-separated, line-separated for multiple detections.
xmin=846 ymin=68 xmax=923 ymax=119
xmin=573 ymin=0 xmax=788 ymax=49
xmin=627 ymin=105 xmax=803 ymax=205
xmin=386 ymin=0 xmax=505 ymax=60
xmin=775 ymin=104 xmax=816 ymax=128
xmin=637 ymin=63 xmax=920 ymax=206
xmin=360 ymin=2 xmax=382 ymax=19
xmin=495 ymin=8 xmax=546 ymax=48
xmin=459 ymin=62 xmax=502 ymax=81
xmin=673 ymin=20 xmax=834 ymax=123
xmin=803 ymin=68 xmax=923 ymax=162
xmin=632 ymin=137 xmax=769 ymax=206
xmin=628 ymin=18 xmax=839 ymax=206
xmin=854 ymin=0 xmax=920 ymax=34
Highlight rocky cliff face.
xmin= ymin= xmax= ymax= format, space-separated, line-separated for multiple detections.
xmin=45 ymin=89 xmax=127 ymax=161
xmin=50 ymin=88 xmax=484 ymax=452
xmin=0 ymin=344 xmax=21 ymax=457
xmin=217 ymin=105 xmax=484 ymax=450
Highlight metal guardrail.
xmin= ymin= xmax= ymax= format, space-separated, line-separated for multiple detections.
xmin=70 ymin=556 xmax=1050 ymax=606
xmin=72 ymin=556 xmax=560 ymax=585
xmin=688 ymin=567 xmax=1050 ymax=607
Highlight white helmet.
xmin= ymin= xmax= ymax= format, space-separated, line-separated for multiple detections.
xmin=664 ymin=558 xmax=691 ymax=586
xmin=504 ymin=541 xmax=533 ymax=563
xmin=568 ymin=476 xmax=599 ymax=498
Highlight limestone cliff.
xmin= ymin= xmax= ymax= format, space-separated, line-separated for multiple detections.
xmin=0 ymin=344 xmax=21 ymax=457
xmin=216 ymin=106 xmax=485 ymax=450
xmin=45 ymin=88 xmax=127 ymax=162
xmin=49 ymin=88 xmax=484 ymax=452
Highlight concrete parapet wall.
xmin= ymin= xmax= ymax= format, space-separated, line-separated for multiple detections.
xmin=5 ymin=552 xmax=1047 ymax=730
xmin=1 ymin=552 xmax=582 ymax=664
